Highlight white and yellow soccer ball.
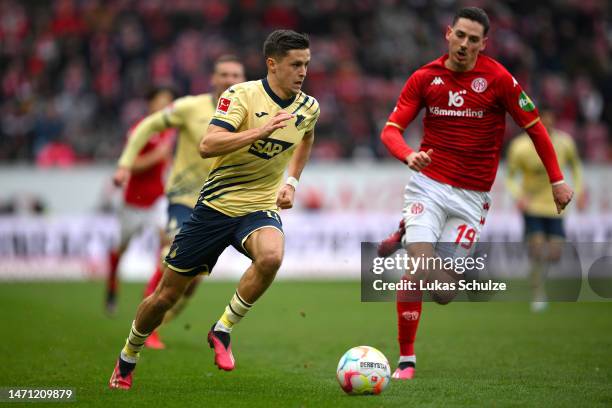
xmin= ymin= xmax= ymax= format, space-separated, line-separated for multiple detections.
xmin=336 ymin=346 xmax=391 ymax=395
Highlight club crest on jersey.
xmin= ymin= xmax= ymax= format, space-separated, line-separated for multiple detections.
xmin=216 ymin=97 xmax=231 ymax=114
xmin=471 ymin=78 xmax=487 ymax=93
xmin=402 ymin=311 xmax=420 ymax=321
xmin=248 ymin=138 xmax=294 ymax=159
xmin=410 ymin=202 xmax=424 ymax=215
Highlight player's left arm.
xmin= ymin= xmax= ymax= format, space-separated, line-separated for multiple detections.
xmin=276 ymin=129 xmax=315 ymax=210
xmin=500 ymin=71 xmax=573 ymax=213
xmin=524 ymin=122 xmax=573 ymax=214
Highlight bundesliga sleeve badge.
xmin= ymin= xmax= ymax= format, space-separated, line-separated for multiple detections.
xmin=216 ymin=97 xmax=232 ymax=115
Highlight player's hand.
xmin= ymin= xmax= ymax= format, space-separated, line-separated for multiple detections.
xmin=113 ymin=166 xmax=131 ymax=187
xmin=276 ymin=184 xmax=295 ymax=210
xmin=259 ymin=111 xmax=294 ymax=139
xmin=552 ymin=182 xmax=573 ymax=214
xmin=405 ymin=149 xmax=433 ymax=171
xmin=516 ymin=196 xmax=529 ymax=212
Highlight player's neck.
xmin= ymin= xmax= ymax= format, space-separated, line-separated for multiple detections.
xmin=444 ymin=56 xmax=478 ymax=73
xmin=265 ymin=75 xmax=294 ymax=100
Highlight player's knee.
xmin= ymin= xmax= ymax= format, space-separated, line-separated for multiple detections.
xmin=255 ymin=250 xmax=283 ymax=274
xmin=527 ymin=243 xmax=545 ymax=261
xmin=548 ymin=248 xmax=562 ymax=263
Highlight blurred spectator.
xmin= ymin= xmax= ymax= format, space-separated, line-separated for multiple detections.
xmin=0 ymin=0 xmax=610 ymax=162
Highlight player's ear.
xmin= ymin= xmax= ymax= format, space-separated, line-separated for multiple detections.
xmin=480 ymin=36 xmax=488 ymax=52
xmin=266 ymin=57 xmax=277 ymax=73
xmin=445 ymin=25 xmax=453 ymax=41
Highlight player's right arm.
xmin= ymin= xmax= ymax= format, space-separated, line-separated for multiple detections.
xmin=113 ymin=100 xmax=186 ymax=186
xmin=199 ymin=85 xmax=293 ymax=158
xmin=380 ymin=72 xmax=433 ymax=171
xmin=200 ymin=111 xmax=293 ymax=158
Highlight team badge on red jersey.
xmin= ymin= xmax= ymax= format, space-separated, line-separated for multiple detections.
xmin=471 ymin=78 xmax=487 ymax=93
xmin=217 ymin=97 xmax=231 ymax=114
xmin=410 ymin=202 xmax=424 ymax=215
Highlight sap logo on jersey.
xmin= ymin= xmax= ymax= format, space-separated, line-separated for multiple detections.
xmin=249 ymin=138 xmax=294 ymax=159
xmin=448 ymin=90 xmax=467 ymax=107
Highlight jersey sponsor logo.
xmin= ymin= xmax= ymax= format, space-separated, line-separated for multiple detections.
xmin=248 ymin=138 xmax=294 ymax=159
xmin=471 ymin=78 xmax=487 ymax=93
xmin=255 ymin=111 xmax=269 ymax=118
xmin=216 ymin=97 xmax=231 ymax=114
xmin=430 ymin=76 xmax=444 ymax=85
xmin=518 ymin=91 xmax=535 ymax=112
xmin=429 ymin=106 xmax=484 ymax=118
xmin=448 ymin=90 xmax=466 ymax=107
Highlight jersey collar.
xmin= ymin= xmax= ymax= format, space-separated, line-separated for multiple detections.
xmin=261 ymin=77 xmax=296 ymax=109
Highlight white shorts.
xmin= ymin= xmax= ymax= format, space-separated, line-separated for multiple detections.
xmin=118 ymin=196 xmax=168 ymax=247
xmin=401 ymin=173 xmax=490 ymax=258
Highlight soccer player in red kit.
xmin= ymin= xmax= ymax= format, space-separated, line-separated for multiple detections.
xmin=379 ymin=7 xmax=573 ymax=380
xmin=106 ymin=87 xmax=175 ymax=317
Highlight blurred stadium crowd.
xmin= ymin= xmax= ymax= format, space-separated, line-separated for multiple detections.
xmin=1 ymin=0 xmax=610 ymax=165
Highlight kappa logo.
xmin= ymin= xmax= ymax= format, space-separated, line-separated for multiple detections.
xmin=255 ymin=111 xmax=269 ymax=118
xmin=430 ymin=76 xmax=444 ymax=86
xmin=448 ymin=90 xmax=467 ymax=107
xmin=248 ymin=138 xmax=294 ymax=159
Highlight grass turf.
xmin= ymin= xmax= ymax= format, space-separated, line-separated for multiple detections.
xmin=0 ymin=281 xmax=611 ymax=407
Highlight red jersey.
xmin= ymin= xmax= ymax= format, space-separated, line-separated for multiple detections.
xmin=386 ymin=54 xmax=543 ymax=192
xmin=123 ymin=122 xmax=174 ymax=207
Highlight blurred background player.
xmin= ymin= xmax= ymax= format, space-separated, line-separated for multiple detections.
xmin=106 ymin=87 xmax=175 ymax=316
xmin=379 ymin=7 xmax=573 ymax=380
xmin=112 ymin=55 xmax=246 ymax=349
xmin=506 ymin=107 xmax=585 ymax=312
xmin=109 ymin=29 xmax=319 ymax=389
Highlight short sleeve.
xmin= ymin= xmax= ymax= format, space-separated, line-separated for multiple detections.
xmin=162 ymin=96 xmax=192 ymax=128
xmin=210 ymin=86 xmax=248 ymax=132
xmin=303 ymin=98 xmax=320 ymax=134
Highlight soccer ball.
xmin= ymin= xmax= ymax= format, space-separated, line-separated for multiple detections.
xmin=336 ymin=346 xmax=391 ymax=395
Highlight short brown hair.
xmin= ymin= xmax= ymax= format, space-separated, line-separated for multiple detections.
xmin=263 ymin=30 xmax=309 ymax=59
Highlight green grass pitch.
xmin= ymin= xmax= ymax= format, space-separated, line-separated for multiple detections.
xmin=0 ymin=281 xmax=611 ymax=407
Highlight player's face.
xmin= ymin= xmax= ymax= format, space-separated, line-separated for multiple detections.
xmin=445 ymin=18 xmax=487 ymax=71
xmin=149 ymin=90 xmax=173 ymax=113
xmin=211 ymin=61 xmax=246 ymax=95
xmin=269 ymin=48 xmax=310 ymax=98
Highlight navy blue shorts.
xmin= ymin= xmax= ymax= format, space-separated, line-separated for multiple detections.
xmin=166 ymin=203 xmax=193 ymax=237
xmin=164 ymin=203 xmax=283 ymax=276
xmin=523 ymin=214 xmax=565 ymax=239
